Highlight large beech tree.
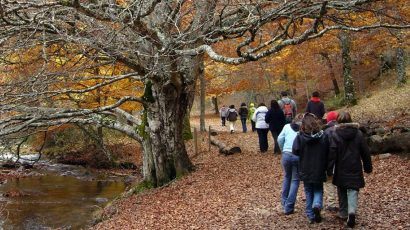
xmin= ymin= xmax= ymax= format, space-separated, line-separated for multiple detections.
xmin=0 ymin=0 xmax=409 ymax=186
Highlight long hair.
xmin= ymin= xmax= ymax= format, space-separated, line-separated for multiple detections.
xmin=337 ymin=111 xmax=352 ymax=124
xmin=301 ymin=113 xmax=322 ymax=134
xmin=270 ymin=100 xmax=280 ymax=111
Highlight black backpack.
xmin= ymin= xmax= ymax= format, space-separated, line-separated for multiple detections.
xmin=227 ymin=110 xmax=238 ymax=121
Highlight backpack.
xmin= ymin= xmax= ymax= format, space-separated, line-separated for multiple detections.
xmin=282 ymin=100 xmax=294 ymax=124
xmin=227 ymin=110 xmax=238 ymax=121
xmin=282 ymin=101 xmax=293 ymax=117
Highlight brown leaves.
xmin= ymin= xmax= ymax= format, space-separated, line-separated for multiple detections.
xmin=94 ymin=116 xmax=410 ymax=229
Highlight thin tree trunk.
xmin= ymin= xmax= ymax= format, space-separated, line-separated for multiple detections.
xmin=212 ymin=96 xmax=219 ymax=114
xmin=320 ymin=52 xmax=340 ymax=95
xmin=200 ymin=69 xmax=206 ymax=132
xmin=339 ymin=32 xmax=356 ymax=105
xmin=397 ymin=46 xmax=406 ymax=86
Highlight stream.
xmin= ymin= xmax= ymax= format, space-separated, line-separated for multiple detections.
xmin=0 ymin=155 xmax=137 ymax=229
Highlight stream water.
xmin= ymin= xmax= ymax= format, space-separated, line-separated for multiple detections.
xmin=0 ymin=161 xmax=133 ymax=229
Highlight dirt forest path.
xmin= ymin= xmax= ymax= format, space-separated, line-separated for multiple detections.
xmin=94 ymin=116 xmax=410 ymax=229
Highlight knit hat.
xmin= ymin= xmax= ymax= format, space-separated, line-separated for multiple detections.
xmin=326 ymin=111 xmax=338 ymax=123
xmin=250 ymin=103 xmax=254 ymax=107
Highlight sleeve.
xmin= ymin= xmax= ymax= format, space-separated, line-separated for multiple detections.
xmin=292 ymin=100 xmax=297 ymax=115
xmin=277 ymin=126 xmax=286 ymax=150
xmin=320 ymin=103 xmax=326 ymax=119
xmin=292 ymin=135 xmax=301 ymax=156
xmin=265 ymin=110 xmax=272 ymax=123
xmin=226 ymin=111 xmax=230 ymax=121
xmin=252 ymin=109 xmax=257 ymax=122
xmin=305 ymin=102 xmax=310 ymax=113
xmin=359 ymin=131 xmax=373 ymax=173
xmin=327 ymin=133 xmax=338 ymax=177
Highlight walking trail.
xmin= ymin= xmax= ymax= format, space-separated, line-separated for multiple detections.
xmin=93 ymin=116 xmax=410 ymax=230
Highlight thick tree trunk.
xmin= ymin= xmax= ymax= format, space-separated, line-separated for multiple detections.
xmin=396 ymin=46 xmax=406 ymax=86
xmin=339 ymin=32 xmax=356 ymax=105
xmin=141 ymin=55 xmax=202 ymax=187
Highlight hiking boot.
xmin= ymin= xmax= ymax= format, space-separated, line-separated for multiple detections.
xmin=284 ymin=210 xmax=294 ymax=215
xmin=313 ymin=207 xmax=322 ymax=223
xmin=230 ymin=130 xmax=234 ymax=134
xmin=347 ymin=214 xmax=355 ymax=228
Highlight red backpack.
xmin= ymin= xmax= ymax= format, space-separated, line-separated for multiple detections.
xmin=283 ymin=101 xmax=293 ymax=117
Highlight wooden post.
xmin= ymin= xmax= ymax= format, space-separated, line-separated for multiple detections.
xmin=208 ymin=125 xmax=211 ymax=151
xmin=193 ymin=127 xmax=198 ymax=156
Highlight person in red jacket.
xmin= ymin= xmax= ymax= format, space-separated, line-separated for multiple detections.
xmin=305 ymin=91 xmax=326 ymax=121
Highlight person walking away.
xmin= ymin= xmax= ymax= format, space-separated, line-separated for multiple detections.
xmin=265 ymin=100 xmax=286 ymax=154
xmin=252 ymin=103 xmax=269 ymax=153
xmin=293 ymin=113 xmax=329 ymax=224
xmin=226 ymin=105 xmax=238 ymax=134
xmin=305 ymin=91 xmax=326 ymax=121
xmin=328 ymin=112 xmax=372 ymax=228
xmin=278 ymin=91 xmax=297 ymax=124
xmin=322 ymin=111 xmax=339 ymax=212
xmin=219 ymin=105 xmax=228 ymax=126
xmin=248 ymin=103 xmax=256 ymax=132
xmin=238 ymin=102 xmax=249 ymax=133
xmin=277 ymin=113 xmax=303 ymax=215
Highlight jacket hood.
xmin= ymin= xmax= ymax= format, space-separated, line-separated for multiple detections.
xmin=310 ymin=97 xmax=321 ymax=103
xmin=290 ymin=122 xmax=301 ymax=132
xmin=335 ymin=123 xmax=360 ymax=140
xmin=300 ymin=130 xmax=324 ymax=143
xmin=228 ymin=108 xmax=236 ymax=112
xmin=241 ymin=105 xmax=248 ymax=108
xmin=281 ymin=98 xmax=292 ymax=103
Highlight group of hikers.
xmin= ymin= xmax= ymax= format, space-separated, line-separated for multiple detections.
xmin=218 ymin=91 xmax=372 ymax=228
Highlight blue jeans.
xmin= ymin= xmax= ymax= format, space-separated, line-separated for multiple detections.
xmin=241 ymin=118 xmax=247 ymax=133
xmin=337 ymin=187 xmax=359 ymax=217
xmin=281 ymin=152 xmax=300 ymax=213
xmin=303 ymin=182 xmax=323 ymax=220
xmin=256 ymin=128 xmax=269 ymax=152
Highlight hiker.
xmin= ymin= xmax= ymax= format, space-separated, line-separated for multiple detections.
xmin=219 ymin=105 xmax=228 ymax=126
xmin=278 ymin=91 xmax=297 ymax=124
xmin=277 ymin=113 xmax=303 ymax=215
xmin=323 ymin=111 xmax=339 ymax=212
xmin=305 ymin=91 xmax=326 ymax=121
xmin=265 ymin=100 xmax=286 ymax=154
xmin=252 ymin=103 xmax=269 ymax=153
xmin=248 ymin=103 xmax=256 ymax=132
xmin=293 ymin=113 xmax=329 ymax=224
xmin=226 ymin=105 xmax=238 ymax=134
xmin=238 ymin=102 xmax=249 ymax=133
xmin=328 ymin=111 xmax=372 ymax=228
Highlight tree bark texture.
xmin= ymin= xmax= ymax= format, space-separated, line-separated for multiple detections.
xmin=339 ymin=32 xmax=356 ymax=105
xmin=396 ymin=46 xmax=406 ymax=86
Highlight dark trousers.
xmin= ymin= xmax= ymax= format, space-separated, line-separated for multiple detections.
xmin=221 ymin=117 xmax=226 ymax=126
xmin=256 ymin=128 xmax=269 ymax=152
xmin=241 ymin=118 xmax=247 ymax=133
xmin=270 ymin=130 xmax=281 ymax=153
xmin=251 ymin=121 xmax=256 ymax=132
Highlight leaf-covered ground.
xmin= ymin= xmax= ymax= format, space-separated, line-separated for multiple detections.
xmin=93 ymin=114 xmax=410 ymax=229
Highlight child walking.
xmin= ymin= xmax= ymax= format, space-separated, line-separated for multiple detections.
xmin=328 ymin=112 xmax=372 ymax=228
xmin=293 ymin=113 xmax=329 ymax=224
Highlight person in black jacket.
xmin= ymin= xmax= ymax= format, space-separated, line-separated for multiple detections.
xmin=238 ymin=102 xmax=249 ymax=133
xmin=305 ymin=91 xmax=326 ymax=121
xmin=328 ymin=112 xmax=372 ymax=228
xmin=293 ymin=113 xmax=329 ymax=224
xmin=265 ymin=100 xmax=286 ymax=154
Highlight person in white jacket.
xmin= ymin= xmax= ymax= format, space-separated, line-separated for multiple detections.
xmin=252 ymin=103 xmax=270 ymax=153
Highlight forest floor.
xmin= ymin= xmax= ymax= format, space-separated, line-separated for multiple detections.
xmin=93 ymin=84 xmax=410 ymax=230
